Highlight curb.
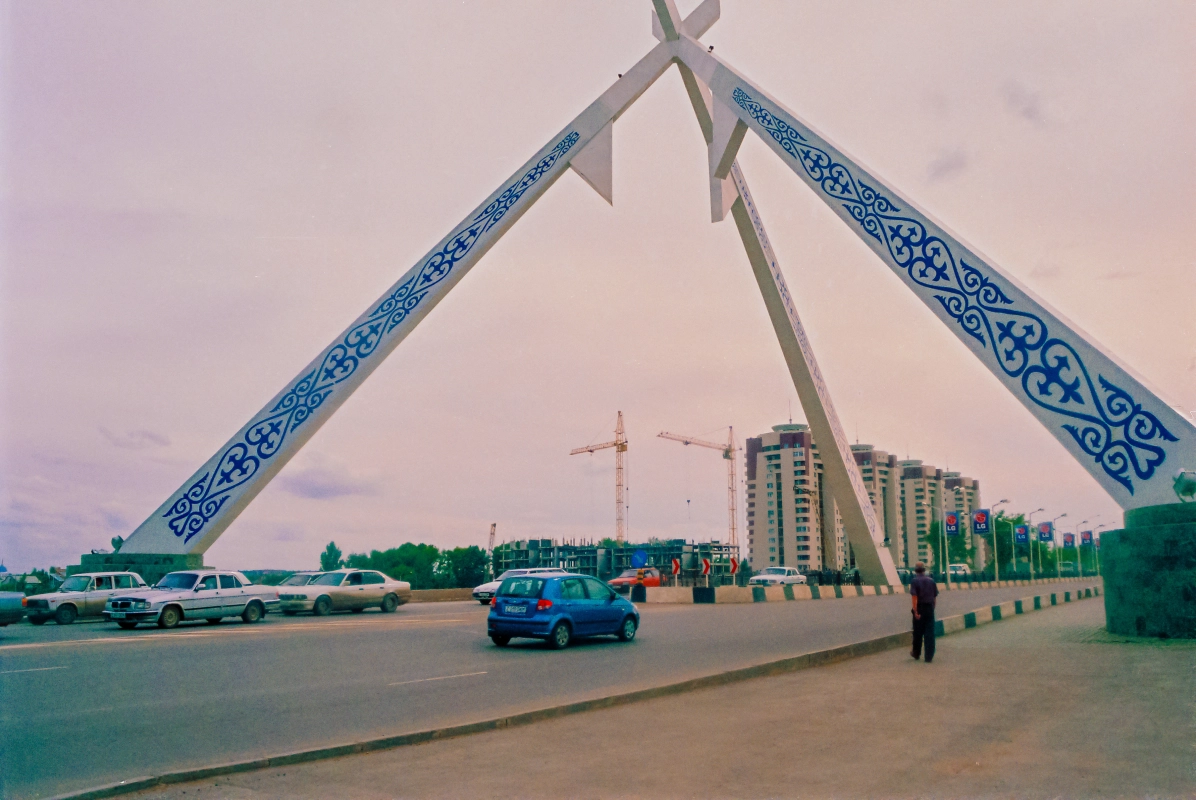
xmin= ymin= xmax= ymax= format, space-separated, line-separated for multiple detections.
xmin=644 ymin=575 xmax=1100 ymax=604
xmin=47 ymin=583 xmax=1103 ymax=800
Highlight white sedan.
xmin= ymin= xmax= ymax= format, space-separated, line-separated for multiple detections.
xmin=472 ymin=568 xmax=566 ymax=604
xmin=749 ymin=567 xmax=807 ymax=586
xmin=277 ymin=568 xmax=411 ymax=615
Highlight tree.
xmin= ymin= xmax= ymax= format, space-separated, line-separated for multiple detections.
xmin=437 ymin=546 xmax=488 ymax=588
xmin=319 ymin=541 xmax=343 ymax=572
xmin=344 ymin=543 xmax=441 ymax=589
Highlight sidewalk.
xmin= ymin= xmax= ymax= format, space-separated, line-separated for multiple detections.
xmin=129 ymin=599 xmax=1194 ymax=799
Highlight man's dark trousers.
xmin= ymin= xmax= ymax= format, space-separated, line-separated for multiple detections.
xmin=912 ymin=603 xmax=935 ymax=661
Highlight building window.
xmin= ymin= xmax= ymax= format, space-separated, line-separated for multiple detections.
xmin=797 ymin=555 xmax=810 ymax=561
xmin=770 ymin=556 xmax=776 ymax=562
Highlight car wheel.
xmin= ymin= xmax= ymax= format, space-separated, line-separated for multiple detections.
xmin=241 ymin=603 xmax=263 ymax=624
xmin=117 ymin=621 xmax=138 ymax=630
xmin=313 ymin=596 xmax=333 ymax=616
xmin=490 ymin=635 xmax=510 ymax=647
xmin=29 ymin=616 xmax=47 ymax=626
xmin=617 ymin=616 xmax=637 ymax=642
xmin=54 ymin=605 xmax=77 ymax=625
xmin=547 ymin=621 xmax=571 ymax=650
xmin=381 ymin=594 xmax=398 ymax=613
xmin=206 ymin=618 xmax=223 ymax=625
xmin=158 ymin=606 xmax=181 ymax=629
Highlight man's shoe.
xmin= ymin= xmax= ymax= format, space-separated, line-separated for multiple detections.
xmin=924 ymin=658 xmax=933 ymax=663
xmin=910 ymin=651 xmax=919 ymax=660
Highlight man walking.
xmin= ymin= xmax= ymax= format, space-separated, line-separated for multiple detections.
xmin=910 ymin=562 xmax=938 ymax=662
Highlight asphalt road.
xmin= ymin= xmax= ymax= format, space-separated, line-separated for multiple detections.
xmin=0 ymin=581 xmax=1091 ymax=799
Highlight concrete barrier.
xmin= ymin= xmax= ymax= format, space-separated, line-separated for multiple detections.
xmin=409 ymin=589 xmax=474 ymax=603
xmin=638 ymin=579 xmax=1099 ymax=605
xmin=643 ymin=586 xmax=693 ymax=604
xmin=714 ymin=586 xmax=754 ymax=604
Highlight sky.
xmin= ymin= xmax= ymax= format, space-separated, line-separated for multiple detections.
xmin=2 ymin=1 xmax=1194 ymax=572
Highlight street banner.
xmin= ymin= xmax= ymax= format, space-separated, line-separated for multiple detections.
xmin=1080 ymin=530 xmax=1093 ymax=545
xmin=1014 ymin=524 xmax=1030 ymax=543
xmin=1038 ymin=521 xmax=1054 ymax=542
xmin=1063 ymin=532 xmax=1075 ymax=548
xmin=944 ymin=511 xmax=960 ymax=536
xmin=972 ymin=509 xmax=990 ymax=534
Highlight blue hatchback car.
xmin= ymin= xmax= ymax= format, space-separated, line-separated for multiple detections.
xmin=487 ymin=573 xmax=639 ymax=649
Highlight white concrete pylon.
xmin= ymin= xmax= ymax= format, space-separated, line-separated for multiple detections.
xmin=118 ymin=40 xmax=677 ymax=556
xmin=670 ymin=36 xmax=1196 ymax=510
xmin=728 ymin=161 xmax=900 ymax=586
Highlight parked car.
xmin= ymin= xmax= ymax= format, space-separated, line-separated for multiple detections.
xmin=0 ymin=591 xmax=24 ymax=627
xmin=895 ymin=567 xmax=914 ymax=584
xmin=487 ymin=573 xmax=639 ymax=649
xmin=25 ymin=572 xmax=148 ymax=625
xmin=277 ymin=568 xmax=411 ymax=615
xmin=608 ymin=567 xmax=663 ymax=594
xmin=948 ymin=564 xmax=972 ymax=579
xmin=748 ymin=567 xmax=807 ymax=586
xmin=472 ymin=568 xmax=566 ymax=604
xmin=104 ymin=570 xmax=280 ymax=629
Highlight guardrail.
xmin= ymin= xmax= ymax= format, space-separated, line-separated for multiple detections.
xmin=643 ymin=576 xmax=1099 ymax=604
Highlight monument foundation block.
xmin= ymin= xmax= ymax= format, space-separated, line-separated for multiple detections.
xmin=1101 ymin=503 xmax=1196 ymax=638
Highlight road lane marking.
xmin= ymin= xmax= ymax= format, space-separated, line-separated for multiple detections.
xmin=0 ymin=666 xmax=68 ymax=674
xmin=388 ymin=671 xmax=487 ymax=687
xmin=0 ymin=618 xmax=473 ymax=652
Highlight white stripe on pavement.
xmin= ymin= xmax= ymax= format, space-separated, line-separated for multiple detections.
xmin=388 ymin=671 xmax=487 ymax=687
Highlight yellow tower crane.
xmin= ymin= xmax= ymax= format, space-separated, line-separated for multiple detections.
xmin=570 ymin=411 xmax=628 ymax=545
xmin=657 ymin=428 xmax=738 ymax=548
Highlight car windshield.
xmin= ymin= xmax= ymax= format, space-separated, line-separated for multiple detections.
xmin=496 ymin=570 xmax=526 ymax=580
xmin=497 ymin=577 xmax=544 ymax=598
xmin=313 ymin=572 xmax=346 ymax=586
xmin=616 ymin=569 xmax=641 ymax=578
xmin=280 ymin=574 xmax=317 ymax=586
xmin=760 ymin=568 xmax=786 ymax=575
xmin=156 ymin=573 xmax=198 ymax=590
xmin=60 ymin=576 xmax=91 ymax=592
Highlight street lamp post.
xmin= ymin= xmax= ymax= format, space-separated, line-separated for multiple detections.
xmin=1093 ymin=523 xmax=1107 ymax=577
xmin=1027 ymin=508 xmax=1045 ymax=581
xmin=915 ymin=500 xmax=946 ymax=588
xmin=1052 ymin=513 xmax=1068 ymax=580
xmin=992 ymin=499 xmax=1009 ymax=583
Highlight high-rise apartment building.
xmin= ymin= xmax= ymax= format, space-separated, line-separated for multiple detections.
xmin=746 ymin=426 xmax=982 ymax=572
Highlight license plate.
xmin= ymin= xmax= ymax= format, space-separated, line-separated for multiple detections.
xmin=110 ymin=612 xmax=125 ymax=618
xmin=503 ymin=605 xmax=526 ymax=614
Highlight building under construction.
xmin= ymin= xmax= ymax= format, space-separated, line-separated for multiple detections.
xmin=491 ymin=538 xmax=742 ymax=585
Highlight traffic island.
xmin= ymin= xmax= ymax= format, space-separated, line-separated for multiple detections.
xmin=1101 ymin=502 xmax=1196 ymax=639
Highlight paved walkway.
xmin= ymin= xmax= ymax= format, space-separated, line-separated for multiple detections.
xmin=126 ymin=598 xmax=1195 ymax=799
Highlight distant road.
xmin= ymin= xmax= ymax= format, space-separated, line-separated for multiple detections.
xmin=0 ymin=581 xmax=1089 ymax=799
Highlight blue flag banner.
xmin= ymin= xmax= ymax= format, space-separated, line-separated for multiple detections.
xmin=1038 ymin=521 xmax=1054 ymax=542
xmin=1080 ymin=530 xmax=1093 ymax=545
xmin=944 ymin=511 xmax=960 ymax=536
xmin=1063 ymin=532 xmax=1075 ymax=548
xmin=972 ymin=509 xmax=990 ymax=534
xmin=1014 ymin=524 xmax=1030 ymax=543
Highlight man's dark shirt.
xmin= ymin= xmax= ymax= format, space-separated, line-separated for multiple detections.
xmin=910 ymin=574 xmax=938 ymax=607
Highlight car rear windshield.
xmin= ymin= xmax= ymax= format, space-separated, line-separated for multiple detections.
xmin=497 ymin=577 xmax=545 ymax=598
xmin=760 ymin=568 xmax=786 ymax=575
xmin=157 ymin=573 xmax=198 ymax=590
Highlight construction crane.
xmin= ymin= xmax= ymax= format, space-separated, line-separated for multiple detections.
xmin=570 ymin=411 xmax=628 ymax=545
xmin=657 ymin=428 xmax=738 ymax=548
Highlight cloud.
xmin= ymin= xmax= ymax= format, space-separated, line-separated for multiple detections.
xmin=1029 ymin=263 xmax=1062 ymax=279
xmin=926 ymin=148 xmax=968 ymax=182
xmin=1099 ymin=269 xmax=1139 ymax=280
xmin=1001 ymin=81 xmax=1045 ymax=125
xmin=276 ymin=456 xmax=380 ymax=500
xmin=99 ymin=427 xmax=171 ymax=450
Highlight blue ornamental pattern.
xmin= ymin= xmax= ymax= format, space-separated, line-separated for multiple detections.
xmin=164 ymin=131 xmax=581 ymax=542
xmin=731 ymin=88 xmax=1176 ymax=495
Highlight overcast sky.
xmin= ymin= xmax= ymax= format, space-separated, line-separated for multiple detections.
xmin=2 ymin=1 xmax=1194 ymax=572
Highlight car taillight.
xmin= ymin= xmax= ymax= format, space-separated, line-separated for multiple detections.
xmin=21 ymin=597 xmax=27 ymax=607
xmin=536 ymin=599 xmax=553 ymax=611
xmin=490 ymin=597 xmax=497 ymax=606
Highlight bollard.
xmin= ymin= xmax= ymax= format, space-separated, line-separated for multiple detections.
xmin=630 ymin=584 xmax=647 ymax=603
